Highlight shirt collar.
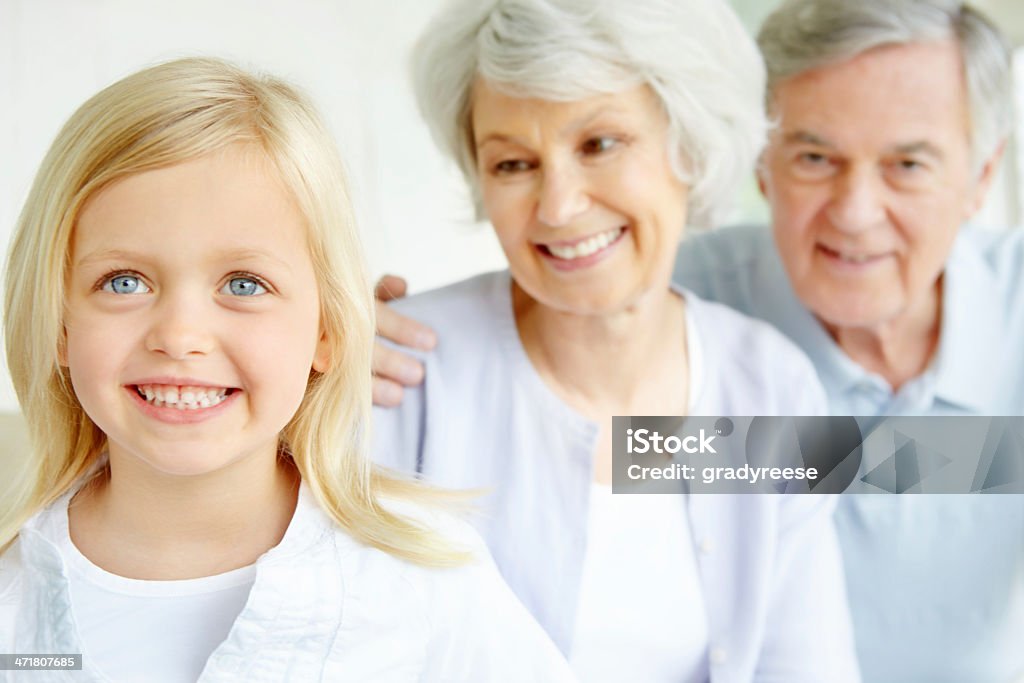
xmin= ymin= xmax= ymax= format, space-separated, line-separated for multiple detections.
xmin=928 ymin=229 xmax=1003 ymax=412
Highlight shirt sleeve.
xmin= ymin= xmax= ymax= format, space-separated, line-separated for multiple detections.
xmin=418 ymin=519 xmax=577 ymax=682
xmin=0 ymin=540 xmax=23 ymax=651
xmin=754 ymin=494 xmax=862 ymax=683
xmin=370 ymin=342 xmax=433 ymax=476
xmin=752 ymin=335 xmax=859 ymax=680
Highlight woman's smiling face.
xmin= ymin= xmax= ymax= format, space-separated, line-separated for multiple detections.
xmin=64 ymin=145 xmax=329 ymax=477
xmin=472 ymin=81 xmax=690 ymax=316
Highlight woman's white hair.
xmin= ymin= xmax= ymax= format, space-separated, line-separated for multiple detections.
xmin=758 ymin=0 xmax=1013 ymax=169
xmin=412 ymin=0 xmax=767 ymax=228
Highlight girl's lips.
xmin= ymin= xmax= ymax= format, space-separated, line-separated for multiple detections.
xmin=126 ymin=384 xmax=241 ymax=425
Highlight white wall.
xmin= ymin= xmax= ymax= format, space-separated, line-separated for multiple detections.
xmin=0 ymin=0 xmax=507 ymax=413
xmin=3 ymin=1 xmax=1022 ymax=415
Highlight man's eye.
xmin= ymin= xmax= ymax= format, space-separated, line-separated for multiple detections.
xmin=494 ymin=159 xmax=533 ymax=174
xmin=798 ymin=152 xmax=828 ymax=165
xmin=581 ymin=137 xmax=618 ymax=155
xmin=221 ymin=276 xmax=268 ymax=297
xmin=102 ymin=274 xmax=150 ymax=295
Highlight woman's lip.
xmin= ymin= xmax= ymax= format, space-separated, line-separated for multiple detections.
xmin=539 ymin=226 xmax=625 ymax=249
xmin=816 ymin=244 xmax=891 ymax=266
xmin=126 ymin=385 xmax=240 ymax=425
xmin=536 ymin=227 xmax=627 ymax=272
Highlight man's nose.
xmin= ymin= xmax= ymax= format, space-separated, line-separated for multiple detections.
xmin=826 ymin=167 xmax=888 ymax=234
xmin=144 ymin=290 xmax=216 ymax=360
xmin=536 ymin=163 xmax=591 ymax=228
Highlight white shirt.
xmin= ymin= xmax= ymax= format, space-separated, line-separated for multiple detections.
xmin=0 ymin=483 xmax=576 ymax=682
xmin=63 ymin=528 xmax=255 ymax=683
xmin=570 ymin=487 xmax=709 ymax=683
xmin=570 ymin=305 xmax=709 ymax=682
xmin=373 ymin=270 xmax=861 ymax=682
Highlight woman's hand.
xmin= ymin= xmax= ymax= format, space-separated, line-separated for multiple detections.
xmin=373 ymin=275 xmax=436 ymax=407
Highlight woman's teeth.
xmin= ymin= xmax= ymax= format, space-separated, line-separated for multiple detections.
xmin=546 ymin=227 xmax=623 ymax=260
xmin=838 ymin=253 xmax=873 ymax=264
xmin=135 ymin=384 xmax=230 ymax=410
xmin=822 ymin=245 xmax=877 ymax=264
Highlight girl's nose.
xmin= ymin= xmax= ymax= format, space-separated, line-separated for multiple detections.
xmin=144 ymin=294 xmax=216 ymax=360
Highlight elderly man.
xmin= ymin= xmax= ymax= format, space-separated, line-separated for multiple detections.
xmin=671 ymin=2 xmax=1024 ymax=682
xmin=374 ymin=0 xmax=1023 ymax=680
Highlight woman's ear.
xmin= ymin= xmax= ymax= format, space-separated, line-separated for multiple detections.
xmin=312 ymin=328 xmax=331 ymax=373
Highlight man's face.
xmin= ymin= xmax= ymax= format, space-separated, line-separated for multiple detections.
xmin=760 ymin=40 xmax=999 ymax=330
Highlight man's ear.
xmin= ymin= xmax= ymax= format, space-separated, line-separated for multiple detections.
xmin=756 ymin=161 xmax=769 ymax=199
xmin=964 ymin=139 xmax=1007 ymax=219
xmin=312 ymin=328 xmax=331 ymax=373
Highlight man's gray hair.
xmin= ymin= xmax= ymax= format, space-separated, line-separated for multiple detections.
xmin=758 ymin=0 xmax=1013 ymax=167
xmin=412 ymin=0 xmax=766 ymax=227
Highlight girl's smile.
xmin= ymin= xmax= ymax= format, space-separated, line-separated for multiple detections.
xmin=126 ymin=382 xmax=242 ymax=425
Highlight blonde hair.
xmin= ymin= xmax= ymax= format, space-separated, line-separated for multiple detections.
xmin=3 ymin=57 xmax=466 ymax=566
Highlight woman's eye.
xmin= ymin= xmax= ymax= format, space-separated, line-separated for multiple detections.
xmin=581 ymin=137 xmax=618 ymax=155
xmin=102 ymin=274 xmax=150 ymax=295
xmin=221 ymin=276 xmax=268 ymax=297
xmin=494 ymin=159 xmax=533 ymax=174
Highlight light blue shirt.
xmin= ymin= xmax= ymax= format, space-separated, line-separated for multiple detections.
xmin=372 ymin=271 xmax=860 ymax=683
xmin=674 ymin=223 xmax=1024 ymax=683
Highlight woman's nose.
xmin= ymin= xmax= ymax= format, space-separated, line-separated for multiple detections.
xmin=536 ymin=164 xmax=590 ymax=228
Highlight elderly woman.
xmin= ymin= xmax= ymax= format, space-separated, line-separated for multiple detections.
xmin=373 ymin=0 xmax=859 ymax=680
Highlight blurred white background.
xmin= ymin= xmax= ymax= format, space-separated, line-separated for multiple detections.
xmin=2 ymin=0 xmax=1023 ymax=415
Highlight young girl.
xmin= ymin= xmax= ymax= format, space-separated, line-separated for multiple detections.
xmin=0 ymin=57 xmax=573 ymax=682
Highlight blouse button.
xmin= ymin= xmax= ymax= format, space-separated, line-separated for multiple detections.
xmin=710 ymin=647 xmax=728 ymax=665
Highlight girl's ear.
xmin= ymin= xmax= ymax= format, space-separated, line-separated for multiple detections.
xmin=312 ymin=328 xmax=331 ymax=373
xmin=57 ymin=327 xmax=69 ymax=367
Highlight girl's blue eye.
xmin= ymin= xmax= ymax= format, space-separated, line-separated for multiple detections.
xmin=103 ymin=275 xmax=150 ymax=295
xmin=222 ymin=276 xmax=267 ymax=297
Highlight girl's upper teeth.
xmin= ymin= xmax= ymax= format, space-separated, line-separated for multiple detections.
xmin=547 ymin=227 xmax=622 ymax=260
xmin=136 ymin=384 xmax=230 ymax=410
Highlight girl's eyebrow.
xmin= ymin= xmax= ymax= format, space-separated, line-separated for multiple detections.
xmin=74 ymin=248 xmax=153 ymax=268
xmin=218 ymin=247 xmax=295 ymax=273
xmin=74 ymin=247 xmax=294 ymax=273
